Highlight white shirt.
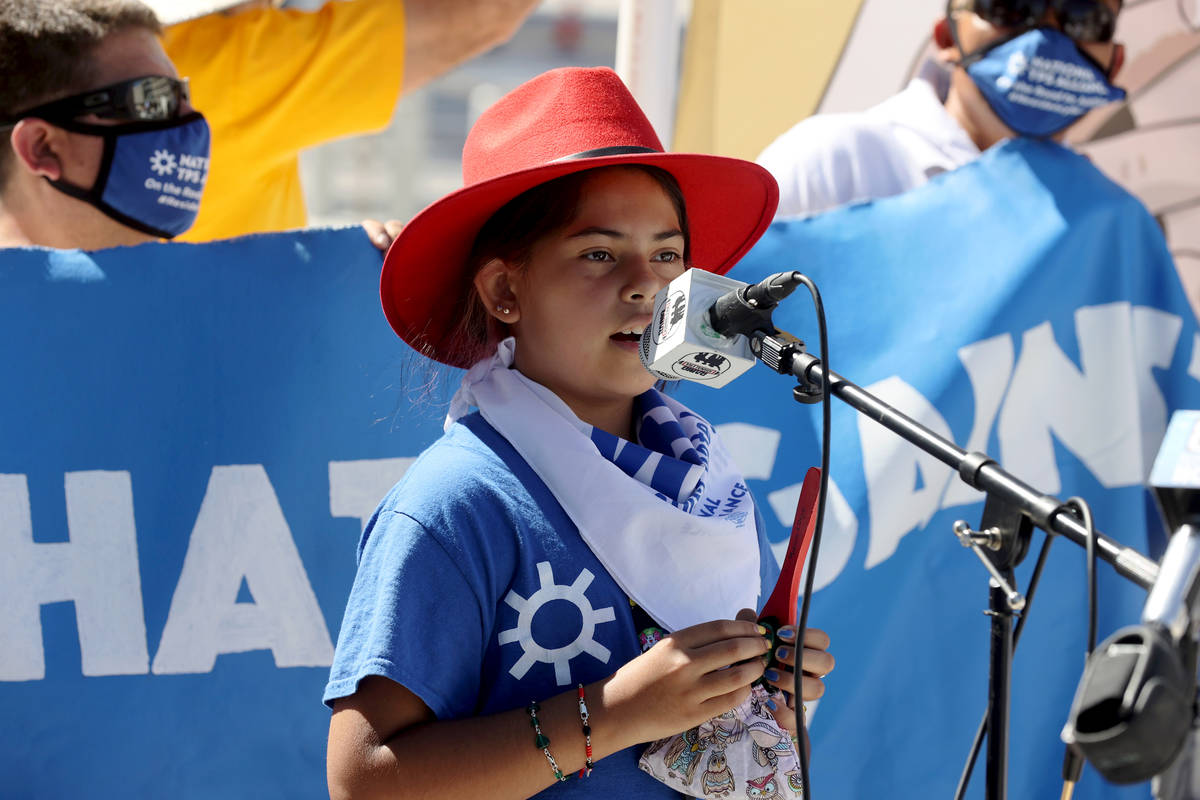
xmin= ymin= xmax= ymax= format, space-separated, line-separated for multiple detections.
xmin=757 ymin=63 xmax=981 ymax=219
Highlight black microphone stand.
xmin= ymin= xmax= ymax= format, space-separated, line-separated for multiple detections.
xmin=724 ymin=296 xmax=1160 ymax=800
xmin=755 ymin=331 xmax=1158 ymax=588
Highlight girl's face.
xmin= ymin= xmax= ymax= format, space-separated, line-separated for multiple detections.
xmin=504 ymin=168 xmax=686 ymax=434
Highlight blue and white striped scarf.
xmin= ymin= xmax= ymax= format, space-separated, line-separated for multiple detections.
xmin=447 ymin=338 xmax=761 ymax=632
xmin=591 ymin=391 xmax=751 ymax=533
xmin=591 ymin=391 xmax=705 ymax=506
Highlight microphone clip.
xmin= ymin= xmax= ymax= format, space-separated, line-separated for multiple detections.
xmin=793 ymin=379 xmax=825 ymax=405
xmin=708 ymin=270 xmax=804 ymax=340
xmin=749 ymin=330 xmax=825 ymax=403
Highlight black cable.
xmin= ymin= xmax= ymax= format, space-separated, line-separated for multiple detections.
xmin=791 ymin=273 xmax=831 ymax=800
xmin=1059 ymin=498 xmax=1098 ymax=797
xmin=953 ymin=531 xmax=1057 ymax=800
xmin=1065 ymin=497 xmax=1099 ymax=655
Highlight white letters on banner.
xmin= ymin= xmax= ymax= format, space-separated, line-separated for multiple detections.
xmin=757 ymin=303 xmax=1189 ymax=585
xmin=0 ymin=472 xmax=149 ymax=681
xmin=939 ymin=333 xmax=1014 ymax=508
xmin=767 ymin=477 xmax=858 ymax=593
xmin=0 ymin=304 xmax=1191 ymax=680
xmin=153 ymin=465 xmax=333 ymax=673
xmin=329 ymin=457 xmax=418 ymax=531
xmin=861 ymin=375 xmax=958 ymax=568
xmin=999 ymin=302 xmax=1180 ymax=494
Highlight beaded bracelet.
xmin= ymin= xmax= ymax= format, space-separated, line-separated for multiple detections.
xmin=526 ymin=701 xmax=567 ymax=782
xmin=576 ymin=684 xmax=594 ymax=778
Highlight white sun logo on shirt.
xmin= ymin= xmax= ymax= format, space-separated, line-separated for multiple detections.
xmin=498 ymin=561 xmax=616 ymax=685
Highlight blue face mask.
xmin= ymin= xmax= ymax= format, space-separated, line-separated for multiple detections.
xmin=962 ymin=27 xmax=1126 ymax=138
xmin=47 ymin=112 xmax=211 ymax=239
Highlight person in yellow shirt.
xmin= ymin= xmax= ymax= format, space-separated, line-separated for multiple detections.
xmin=155 ymin=0 xmax=539 ymax=243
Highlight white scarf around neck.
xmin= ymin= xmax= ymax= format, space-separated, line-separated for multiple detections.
xmin=446 ymin=338 xmax=761 ymax=632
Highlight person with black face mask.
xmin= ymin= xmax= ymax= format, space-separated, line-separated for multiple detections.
xmin=0 ymin=0 xmax=210 ymax=249
xmin=757 ymin=0 xmax=1126 ymax=220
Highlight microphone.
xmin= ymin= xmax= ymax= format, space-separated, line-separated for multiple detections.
xmin=640 ymin=269 xmax=805 ymax=387
xmin=708 ymin=270 xmax=803 ymax=339
xmin=639 ymin=269 xmax=757 ymax=388
xmin=1062 ymin=410 xmax=1200 ymax=785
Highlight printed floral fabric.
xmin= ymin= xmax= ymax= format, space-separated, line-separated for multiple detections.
xmin=639 ymin=685 xmax=804 ymax=799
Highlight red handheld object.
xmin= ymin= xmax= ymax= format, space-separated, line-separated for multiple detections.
xmin=759 ymin=467 xmax=821 ymax=629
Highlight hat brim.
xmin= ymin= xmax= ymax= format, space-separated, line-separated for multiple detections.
xmin=380 ymin=151 xmax=779 ymax=368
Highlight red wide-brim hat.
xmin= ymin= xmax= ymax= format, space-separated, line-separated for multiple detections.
xmin=380 ymin=67 xmax=779 ymax=368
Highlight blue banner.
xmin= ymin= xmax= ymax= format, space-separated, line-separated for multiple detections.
xmin=0 ymin=137 xmax=1193 ymax=799
xmin=677 ymin=138 xmax=1198 ymax=799
xmin=0 ymin=230 xmax=458 ymax=798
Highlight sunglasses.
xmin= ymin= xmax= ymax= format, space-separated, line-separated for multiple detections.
xmin=0 ymin=75 xmax=190 ymax=128
xmin=971 ymin=0 xmax=1118 ymax=42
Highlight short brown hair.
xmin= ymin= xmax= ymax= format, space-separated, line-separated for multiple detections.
xmin=0 ymin=0 xmax=162 ymax=186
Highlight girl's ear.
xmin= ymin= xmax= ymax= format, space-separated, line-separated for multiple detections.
xmin=473 ymin=257 xmax=521 ymax=324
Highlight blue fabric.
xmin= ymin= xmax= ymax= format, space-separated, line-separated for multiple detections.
xmin=0 ymin=228 xmax=777 ymax=800
xmin=0 ymin=229 xmax=439 ymax=799
xmin=326 ymin=412 xmax=777 ymax=798
xmin=49 ymin=114 xmax=212 ymax=238
xmin=6 ymin=136 xmax=1183 ymax=799
xmin=101 ymin=115 xmax=211 ymax=236
xmin=966 ymin=28 xmax=1125 ymax=137
xmin=589 ymin=390 xmax=704 ymax=504
xmin=678 ymin=138 xmax=1196 ymax=800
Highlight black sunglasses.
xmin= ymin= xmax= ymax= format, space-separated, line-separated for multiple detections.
xmin=0 ymin=75 xmax=190 ymax=128
xmin=971 ymin=0 xmax=1118 ymax=42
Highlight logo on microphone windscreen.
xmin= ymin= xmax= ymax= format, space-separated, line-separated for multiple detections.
xmin=671 ymin=351 xmax=730 ymax=380
xmin=655 ymin=290 xmax=687 ymax=345
xmin=641 ymin=268 xmax=757 ymax=388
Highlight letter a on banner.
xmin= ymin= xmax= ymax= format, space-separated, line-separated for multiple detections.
xmin=152 ymin=465 xmax=333 ymax=674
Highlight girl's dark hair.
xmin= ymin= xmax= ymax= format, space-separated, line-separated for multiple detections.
xmin=444 ymin=164 xmax=690 ymax=367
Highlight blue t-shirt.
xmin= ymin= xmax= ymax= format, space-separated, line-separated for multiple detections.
xmin=325 ymin=413 xmax=777 ymax=798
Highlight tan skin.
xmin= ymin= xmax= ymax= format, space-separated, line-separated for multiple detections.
xmin=933 ymin=0 xmax=1124 ymax=151
xmin=0 ymin=27 xmax=189 ymax=249
xmin=326 ymin=168 xmax=835 ymax=799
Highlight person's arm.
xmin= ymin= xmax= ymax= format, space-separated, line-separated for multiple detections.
xmin=327 ymin=616 xmax=772 ymax=800
xmin=401 ymin=0 xmax=540 ymax=92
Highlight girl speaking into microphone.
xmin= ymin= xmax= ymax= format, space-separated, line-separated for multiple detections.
xmin=324 ymin=67 xmax=833 ymax=800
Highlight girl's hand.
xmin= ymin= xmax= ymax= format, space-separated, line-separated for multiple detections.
xmin=601 ymin=612 xmax=770 ymax=746
xmin=761 ymin=624 xmax=834 ymax=736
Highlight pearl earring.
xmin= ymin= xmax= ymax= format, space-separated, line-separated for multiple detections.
xmin=496 ymin=305 xmax=511 ymax=315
